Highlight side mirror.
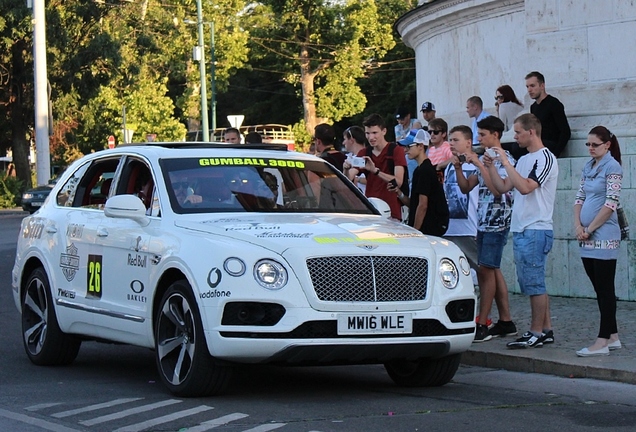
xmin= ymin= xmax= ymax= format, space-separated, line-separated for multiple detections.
xmin=367 ymin=197 xmax=391 ymax=219
xmin=104 ymin=194 xmax=150 ymax=226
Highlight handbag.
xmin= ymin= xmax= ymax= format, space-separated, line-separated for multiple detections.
xmin=617 ymin=203 xmax=629 ymax=240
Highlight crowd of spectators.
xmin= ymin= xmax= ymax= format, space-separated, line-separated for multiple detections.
xmin=311 ymin=70 xmax=624 ymax=356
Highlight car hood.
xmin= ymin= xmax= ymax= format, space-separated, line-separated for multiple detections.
xmin=174 ymin=214 xmax=439 ymax=255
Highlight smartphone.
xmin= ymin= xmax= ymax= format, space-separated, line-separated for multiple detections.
xmin=458 ymin=154 xmax=466 ymax=163
xmin=485 ymin=148 xmax=498 ymax=158
xmin=388 ymin=179 xmax=398 ymax=189
xmin=351 ymin=156 xmax=366 ymax=168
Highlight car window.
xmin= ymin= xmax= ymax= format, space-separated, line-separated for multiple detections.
xmin=115 ymin=157 xmax=158 ymax=216
xmin=160 ymin=157 xmax=375 ymax=215
xmin=57 ymin=157 xmax=120 ymax=209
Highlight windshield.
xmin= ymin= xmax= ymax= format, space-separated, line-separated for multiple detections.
xmin=161 ymin=157 xmax=376 ymax=215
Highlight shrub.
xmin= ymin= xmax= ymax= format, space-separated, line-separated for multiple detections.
xmin=0 ymin=171 xmax=24 ymax=208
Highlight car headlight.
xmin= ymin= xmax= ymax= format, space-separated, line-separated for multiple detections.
xmin=22 ymin=193 xmax=33 ymax=200
xmin=439 ymin=258 xmax=459 ymax=289
xmin=253 ymin=259 xmax=287 ymax=290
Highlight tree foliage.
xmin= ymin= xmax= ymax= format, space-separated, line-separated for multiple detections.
xmin=245 ymin=0 xmax=395 ymax=134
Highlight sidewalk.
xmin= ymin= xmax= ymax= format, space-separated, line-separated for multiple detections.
xmin=0 ymin=207 xmax=27 ymax=217
xmin=463 ymin=293 xmax=636 ymax=384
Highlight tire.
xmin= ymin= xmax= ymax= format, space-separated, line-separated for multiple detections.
xmin=384 ymin=353 xmax=462 ymax=387
xmin=21 ymin=267 xmax=81 ymax=365
xmin=154 ymin=280 xmax=232 ymax=397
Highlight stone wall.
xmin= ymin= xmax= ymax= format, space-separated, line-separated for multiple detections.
xmin=398 ymin=0 xmax=635 ymax=299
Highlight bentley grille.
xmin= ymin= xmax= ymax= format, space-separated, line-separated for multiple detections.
xmin=306 ymin=256 xmax=428 ymax=302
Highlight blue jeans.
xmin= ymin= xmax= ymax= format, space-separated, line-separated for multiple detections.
xmin=512 ymin=230 xmax=553 ymax=295
xmin=477 ymin=229 xmax=509 ymax=269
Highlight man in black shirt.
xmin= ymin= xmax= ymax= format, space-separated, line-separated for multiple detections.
xmin=525 ymin=71 xmax=571 ymax=157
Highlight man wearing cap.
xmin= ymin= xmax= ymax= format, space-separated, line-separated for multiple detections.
xmin=394 ymin=107 xmax=422 ymax=142
xmin=420 ymin=102 xmax=437 ymax=130
xmin=314 ymin=123 xmax=346 ymax=172
xmin=393 ymin=129 xmax=449 ymax=236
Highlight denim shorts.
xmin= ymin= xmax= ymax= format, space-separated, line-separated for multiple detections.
xmin=476 ymin=229 xmax=509 ymax=269
xmin=512 ymin=230 xmax=554 ymax=296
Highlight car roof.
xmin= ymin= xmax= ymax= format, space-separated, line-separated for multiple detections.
xmin=103 ymin=141 xmax=312 ymax=159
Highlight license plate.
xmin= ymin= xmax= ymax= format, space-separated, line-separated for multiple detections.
xmin=337 ymin=313 xmax=413 ymax=335
xmin=32 ymin=202 xmax=42 ymax=207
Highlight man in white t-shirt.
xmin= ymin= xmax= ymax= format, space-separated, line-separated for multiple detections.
xmin=488 ymin=113 xmax=558 ymax=349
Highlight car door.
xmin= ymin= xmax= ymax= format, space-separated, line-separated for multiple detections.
xmin=90 ymin=156 xmax=159 ymax=344
xmin=52 ymin=156 xmax=122 ymax=336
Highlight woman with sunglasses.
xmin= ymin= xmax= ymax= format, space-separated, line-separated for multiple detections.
xmin=495 ymin=85 xmax=524 ymax=133
xmin=574 ymin=126 xmax=623 ymax=357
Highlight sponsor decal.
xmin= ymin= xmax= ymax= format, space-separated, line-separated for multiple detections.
xmin=127 ymin=280 xmax=147 ymax=303
xmin=207 ymin=267 xmax=222 ymax=288
xmin=87 ymin=254 xmax=103 ymax=299
xmin=313 ymin=236 xmax=399 ymax=245
xmin=60 ymin=243 xmax=80 ymax=282
xmin=200 ymin=290 xmax=231 ymax=299
xmin=255 ymin=231 xmax=312 ymax=239
xmin=66 ymin=223 xmax=84 ymax=239
xmin=23 ymin=219 xmax=45 ymax=239
xmin=127 ymin=253 xmax=147 ymax=268
xmin=356 ymin=244 xmax=379 ymax=251
xmin=386 ymin=232 xmax=425 ymax=238
xmin=198 ymin=158 xmax=305 ymax=169
xmin=202 ymin=218 xmax=245 ymax=224
xmin=132 ymin=236 xmax=142 ymax=252
xmin=57 ymin=288 xmax=76 ymax=299
xmin=224 ymin=223 xmax=281 ymax=232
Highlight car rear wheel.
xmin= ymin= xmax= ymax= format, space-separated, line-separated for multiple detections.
xmin=22 ymin=267 xmax=81 ymax=365
xmin=155 ymin=280 xmax=232 ymax=397
xmin=384 ymin=353 xmax=461 ymax=387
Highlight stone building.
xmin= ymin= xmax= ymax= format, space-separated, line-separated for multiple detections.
xmin=396 ymin=0 xmax=635 ymax=299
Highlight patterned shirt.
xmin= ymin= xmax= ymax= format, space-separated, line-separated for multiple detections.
xmin=475 ymin=151 xmax=515 ymax=232
xmin=575 ymin=152 xmax=622 ymax=259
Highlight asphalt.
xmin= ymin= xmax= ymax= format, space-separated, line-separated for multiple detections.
xmin=2 ymin=208 xmax=635 ymax=385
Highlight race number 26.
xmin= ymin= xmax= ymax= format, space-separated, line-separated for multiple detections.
xmin=87 ymin=254 xmax=103 ymax=299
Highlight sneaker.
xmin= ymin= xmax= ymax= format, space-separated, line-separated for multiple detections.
xmin=473 ymin=324 xmax=492 ymax=342
xmin=488 ymin=320 xmax=518 ymax=338
xmin=475 ymin=315 xmax=493 ymax=328
xmin=506 ymin=331 xmax=543 ymax=349
xmin=541 ymin=330 xmax=555 ymax=344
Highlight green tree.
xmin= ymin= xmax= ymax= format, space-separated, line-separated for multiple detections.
xmin=245 ymin=0 xmax=395 ymax=134
xmin=0 ymin=1 xmax=36 ymax=188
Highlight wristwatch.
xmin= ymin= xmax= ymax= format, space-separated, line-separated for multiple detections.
xmin=375 ymin=168 xmax=381 ymax=175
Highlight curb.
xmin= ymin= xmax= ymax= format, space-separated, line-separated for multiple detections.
xmin=461 ymin=349 xmax=636 ymax=385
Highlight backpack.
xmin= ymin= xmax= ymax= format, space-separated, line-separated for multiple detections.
xmin=366 ymin=143 xmax=410 ymax=197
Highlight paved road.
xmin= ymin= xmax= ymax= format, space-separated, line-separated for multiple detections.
xmin=3 ymin=214 xmax=636 ymax=431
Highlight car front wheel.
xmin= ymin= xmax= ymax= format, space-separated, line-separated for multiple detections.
xmin=384 ymin=353 xmax=462 ymax=387
xmin=22 ymin=267 xmax=81 ymax=365
xmin=155 ymin=280 xmax=232 ymax=397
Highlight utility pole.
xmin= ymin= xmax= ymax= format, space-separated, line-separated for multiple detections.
xmin=33 ymin=0 xmax=50 ymax=184
xmin=209 ymin=22 xmax=216 ymax=133
xmin=195 ymin=0 xmax=209 ymax=142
